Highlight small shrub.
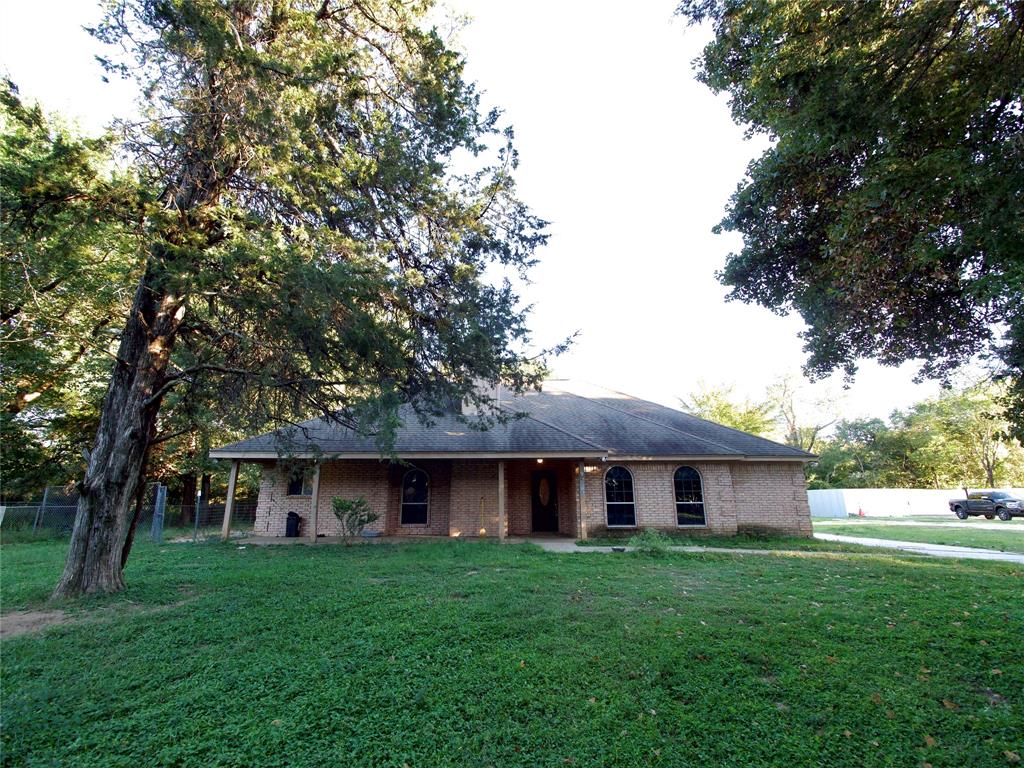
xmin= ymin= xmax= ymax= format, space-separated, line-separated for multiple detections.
xmin=331 ymin=497 xmax=380 ymax=544
xmin=628 ymin=528 xmax=672 ymax=557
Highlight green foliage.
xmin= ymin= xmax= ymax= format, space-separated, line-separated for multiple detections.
xmin=680 ymin=381 xmax=776 ymax=436
xmin=0 ymin=81 xmax=139 ymax=498
xmin=2 ymin=540 xmax=1021 ymax=765
xmin=3 ymin=1 xmax=564 ymax=506
xmin=807 ymin=381 xmax=1024 ymax=489
xmin=678 ymin=0 xmax=1024 ymax=438
xmin=627 ymin=527 xmax=673 ymax=556
xmin=331 ymin=495 xmax=380 ymax=541
xmin=84 ymin=0 xmax=557 ymax=436
xmin=680 ymin=375 xmax=837 ymax=453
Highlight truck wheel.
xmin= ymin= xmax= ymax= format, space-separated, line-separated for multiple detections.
xmin=954 ymin=506 xmax=968 ymax=520
xmin=984 ymin=514 xmax=995 ymax=520
xmin=997 ymin=508 xmax=1012 ymax=522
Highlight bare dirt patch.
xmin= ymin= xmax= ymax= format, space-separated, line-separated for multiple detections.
xmin=1 ymin=610 xmax=73 ymax=640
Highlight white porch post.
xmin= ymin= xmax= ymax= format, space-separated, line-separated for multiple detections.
xmin=308 ymin=463 xmax=321 ymax=542
xmin=220 ymin=459 xmax=240 ymax=542
xmin=497 ymin=460 xmax=507 ymax=541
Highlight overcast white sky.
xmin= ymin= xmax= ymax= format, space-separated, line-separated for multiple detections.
xmin=0 ymin=0 xmax=949 ymax=425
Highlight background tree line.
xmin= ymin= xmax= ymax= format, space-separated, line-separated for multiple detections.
xmin=682 ymin=379 xmax=1024 ymax=490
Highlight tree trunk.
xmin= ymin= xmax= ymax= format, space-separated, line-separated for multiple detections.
xmin=120 ymin=472 xmax=148 ymax=569
xmin=121 ymin=421 xmax=157 ymax=569
xmin=52 ymin=271 xmax=185 ymax=598
xmin=179 ymin=473 xmax=197 ymax=525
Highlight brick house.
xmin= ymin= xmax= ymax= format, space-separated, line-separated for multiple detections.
xmin=210 ymin=380 xmax=814 ymax=540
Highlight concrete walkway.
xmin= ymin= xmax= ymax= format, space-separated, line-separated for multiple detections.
xmin=239 ymin=533 xmax=1023 ymax=563
xmin=523 ymin=536 xmax=1024 ymax=564
xmin=813 ymin=533 xmax=1024 ymax=563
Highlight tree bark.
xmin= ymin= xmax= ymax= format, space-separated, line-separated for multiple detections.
xmin=52 ymin=270 xmax=185 ymax=598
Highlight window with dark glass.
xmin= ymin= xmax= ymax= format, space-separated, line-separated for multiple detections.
xmin=401 ymin=469 xmax=429 ymax=525
xmin=287 ymin=467 xmax=314 ymax=496
xmin=605 ymin=466 xmax=636 ymax=527
xmin=674 ymin=466 xmax=705 ymax=526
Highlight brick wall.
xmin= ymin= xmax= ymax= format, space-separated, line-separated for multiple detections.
xmin=254 ymin=457 xmax=811 ymax=539
xmin=577 ymin=460 xmax=810 ymax=538
xmin=730 ymin=462 xmax=812 ymax=536
xmin=313 ymin=460 xmax=389 ymax=537
xmin=448 ymin=460 xmax=499 ymax=537
xmin=254 ymin=462 xmax=316 ymax=536
xmin=579 ymin=461 xmax=738 ymax=537
xmin=506 ymin=460 xmax=576 ymax=536
xmin=254 ymin=460 xmax=390 ymax=537
xmin=384 ymin=461 xmax=451 ymax=536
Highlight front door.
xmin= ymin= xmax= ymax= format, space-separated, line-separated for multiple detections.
xmin=531 ymin=470 xmax=559 ymax=533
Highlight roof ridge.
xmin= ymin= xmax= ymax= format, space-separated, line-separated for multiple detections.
xmin=573 ymin=379 xmax=809 ymax=457
xmin=498 ymin=401 xmax=607 ymax=451
xmin=565 ymin=386 xmax=744 ymax=456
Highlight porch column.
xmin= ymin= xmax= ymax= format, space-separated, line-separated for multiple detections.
xmin=308 ymin=463 xmax=321 ymax=542
xmin=577 ymin=460 xmax=588 ymax=540
xmin=220 ymin=459 xmax=240 ymax=542
xmin=497 ymin=460 xmax=506 ymax=541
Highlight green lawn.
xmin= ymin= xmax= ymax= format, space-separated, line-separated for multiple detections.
xmin=2 ymin=540 xmax=1022 ymax=767
xmin=815 ymin=523 xmax=1024 ymax=553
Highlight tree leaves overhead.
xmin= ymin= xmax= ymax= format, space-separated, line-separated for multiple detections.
xmin=87 ymin=0 xmax=554 ymax=436
xmin=0 ymin=81 xmax=141 ymax=498
xmin=677 ymin=0 xmax=1024 ymax=437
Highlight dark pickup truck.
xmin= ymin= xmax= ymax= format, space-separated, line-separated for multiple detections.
xmin=949 ymin=491 xmax=1023 ymax=521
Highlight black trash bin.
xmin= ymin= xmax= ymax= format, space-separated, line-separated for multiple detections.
xmin=286 ymin=511 xmax=302 ymax=538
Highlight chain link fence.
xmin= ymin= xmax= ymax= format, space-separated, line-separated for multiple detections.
xmin=1 ymin=485 xmax=256 ymax=543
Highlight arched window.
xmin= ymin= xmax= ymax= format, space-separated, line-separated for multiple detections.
xmin=605 ymin=466 xmax=636 ymax=527
xmin=674 ymin=466 xmax=706 ymax=526
xmin=401 ymin=469 xmax=429 ymax=525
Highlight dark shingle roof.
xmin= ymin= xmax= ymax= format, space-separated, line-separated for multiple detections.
xmin=210 ymin=380 xmax=813 ymax=460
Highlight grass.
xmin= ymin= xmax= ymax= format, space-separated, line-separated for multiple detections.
xmin=2 ymin=539 xmax=1022 ymax=767
xmin=576 ymin=532 xmax=889 ymax=553
xmin=814 ymin=522 xmax=1024 ymax=554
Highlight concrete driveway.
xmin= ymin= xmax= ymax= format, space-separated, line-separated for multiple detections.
xmin=813 ymin=533 xmax=1024 ymax=564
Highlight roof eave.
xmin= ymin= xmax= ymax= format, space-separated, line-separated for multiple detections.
xmin=208 ymin=449 xmax=608 ymax=460
xmin=210 ymin=449 xmax=815 ymax=462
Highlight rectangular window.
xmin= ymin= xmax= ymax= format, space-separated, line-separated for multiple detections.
xmin=400 ymin=469 xmax=429 ymax=525
xmin=400 ymin=503 xmax=428 ymax=525
xmin=606 ymin=503 xmax=636 ymax=527
xmin=676 ymin=503 xmax=705 ymax=526
xmin=287 ymin=468 xmax=314 ymax=497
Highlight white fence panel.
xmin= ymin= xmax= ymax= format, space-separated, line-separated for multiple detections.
xmin=807 ymin=489 xmax=847 ymax=518
xmin=808 ymin=488 xmax=1024 ymax=518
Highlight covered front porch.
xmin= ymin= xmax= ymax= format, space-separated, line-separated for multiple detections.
xmin=222 ymin=456 xmax=590 ymax=542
